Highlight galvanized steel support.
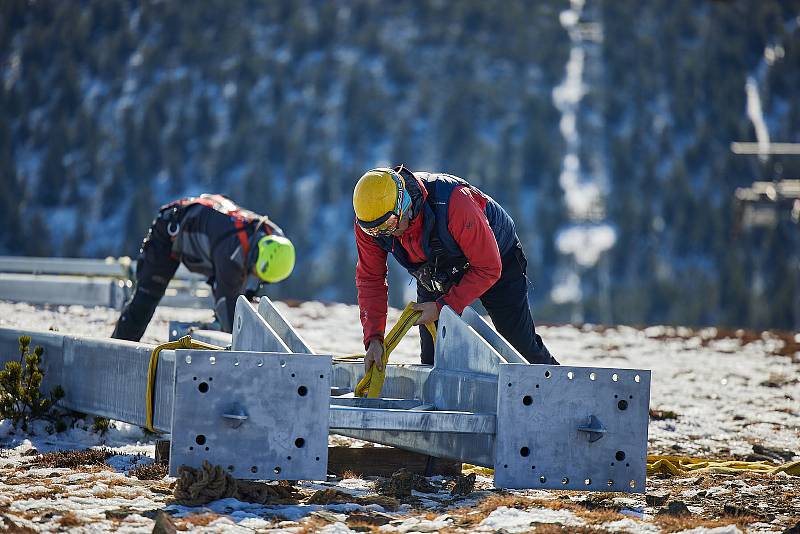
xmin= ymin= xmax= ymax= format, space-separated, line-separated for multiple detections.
xmin=0 ymin=285 xmax=652 ymax=493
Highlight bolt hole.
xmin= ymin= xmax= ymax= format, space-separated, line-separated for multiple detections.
xmin=626 ymin=463 xmax=630 ymax=467
xmin=198 ymin=382 xmax=209 ymax=393
xmin=520 ymin=447 xmax=530 ymax=457
xmin=209 ymin=356 xmax=216 ymax=365
xmin=607 ymin=479 xmax=614 ymax=487
xmin=236 ymin=316 xmax=242 ymax=331
xmin=297 ymin=385 xmax=308 ymax=396
xmin=614 ymin=394 xmax=618 ymax=398
xmin=535 ymin=384 xmax=540 ymax=389
xmin=315 ymin=457 xmax=320 ymax=461
xmin=589 ymin=372 xmax=596 ymax=381
xmin=185 ymin=355 xmax=192 ymax=364
xmin=234 ymin=359 xmax=239 ymax=366
xmin=540 ymin=476 xmax=546 ymax=483
xmin=634 ymin=375 xmax=640 ymax=383
xmin=562 ymin=477 xmax=569 ymax=485
xmin=618 ymin=399 xmax=628 ymax=411
xmin=208 ymin=377 xmax=213 ymax=381
xmin=584 ymin=478 xmax=591 ymax=485
xmin=291 ymin=373 xmax=295 ymax=378
xmin=251 ymin=466 xmax=258 ymax=473
xmin=616 ymin=451 xmax=626 ymax=461
xmin=522 ymin=395 xmax=533 ymax=406
xmin=611 ymin=462 xmax=615 ymax=466
xmin=629 ymin=480 xmax=636 ymax=488
xmin=287 ymin=456 xmax=292 ymax=460
xmin=567 ymin=371 xmax=574 ymax=380
xmin=227 ymin=465 xmax=234 ymax=471
xmin=257 ymin=360 xmax=263 ymax=367
xmin=204 ymin=447 xmax=209 ymax=451
xmin=295 ymin=437 xmax=305 ymax=448
xmin=319 ymin=374 xmax=324 ymax=379
xmin=612 ymin=373 xmax=618 ymax=382
xmin=189 ymin=446 xmax=194 ymax=451
xmin=503 ymin=464 xmax=508 ymax=468
xmin=531 ymin=465 xmax=536 ymax=470
xmin=507 ymin=382 xmax=512 ymax=387
xmin=629 ymin=395 xmax=633 ymax=399
xmin=195 ymin=435 xmax=206 ymax=445
xmin=280 ymin=360 xmax=286 ymax=367
xmin=441 ymin=326 xmax=446 ymax=339
xmin=192 ymin=376 xmax=197 ymax=381
xmin=544 ymin=370 xmax=551 ymax=379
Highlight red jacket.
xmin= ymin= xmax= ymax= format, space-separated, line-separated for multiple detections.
xmin=355 ymin=180 xmax=502 ymax=347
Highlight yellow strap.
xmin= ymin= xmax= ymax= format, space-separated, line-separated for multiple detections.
xmin=354 ymin=302 xmax=436 ymax=398
xmin=146 ymin=335 xmax=224 ymax=433
xmin=462 ymin=455 xmax=800 ymax=478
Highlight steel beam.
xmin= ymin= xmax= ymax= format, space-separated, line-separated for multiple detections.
xmin=0 ymin=255 xmax=204 ymax=281
xmin=231 ymin=296 xmax=291 ymax=352
xmin=256 ymin=297 xmax=315 ymax=354
xmin=0 ymin=274 xmax=129 ymax=308
xmin=329 ymin=406 xmax=496 ymax=434
xmin=0 ymin=328 xmax=174 ymax=432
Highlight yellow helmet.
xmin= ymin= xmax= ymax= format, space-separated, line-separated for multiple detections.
xmin=352 ymin=168 xmax=410 ymax=225
xmin=255 ymin=235 xmax=295 ymax=283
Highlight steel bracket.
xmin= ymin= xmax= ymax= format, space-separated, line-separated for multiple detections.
xmin=169 ymin=349 xmax=331 ymax=480
xmin=494 ymin=363 xmax=650 ymax=493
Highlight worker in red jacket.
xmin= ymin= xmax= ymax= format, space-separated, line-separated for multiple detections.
xmin=353 ymin=166 xmax=558 ymax=372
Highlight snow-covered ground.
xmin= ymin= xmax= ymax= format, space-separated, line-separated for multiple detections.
xmin=0 ymin=299 xmax=798 ymax=533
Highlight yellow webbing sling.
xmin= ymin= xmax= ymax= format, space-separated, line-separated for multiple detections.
xmin=353 ymin=302 xmax=436 ymax=398
xmin=146 ymin=335 xmax=224 ymax=433
xmin=462 ymin=456 xmax=800 ymax=478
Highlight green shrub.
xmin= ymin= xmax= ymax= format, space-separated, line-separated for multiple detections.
xmin=0 ymin=336 xmax=65 ymax=431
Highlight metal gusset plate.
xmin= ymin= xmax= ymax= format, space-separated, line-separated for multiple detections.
xmin=494 ymin=364 xmax=650 ymax=493
xmin=170 ymin=350 xmax=331 ymax=480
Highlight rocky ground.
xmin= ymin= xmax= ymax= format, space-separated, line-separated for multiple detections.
xmin=0 ymin=299 xmax=798 ymax=533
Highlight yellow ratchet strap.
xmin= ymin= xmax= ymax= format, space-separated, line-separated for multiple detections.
xmin=462 ymin=456 xmax=800 ymax=478
xmin=146 ymin=335 xmax=224 ymax=433
xmin=354 ymin=302 xmax=436 ymax=398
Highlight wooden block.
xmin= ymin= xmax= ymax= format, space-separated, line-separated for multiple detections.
xmin=328 ymin=446 xmax=461 ymax=477
xmin=155 ymin=439 xmax=170 ymax=465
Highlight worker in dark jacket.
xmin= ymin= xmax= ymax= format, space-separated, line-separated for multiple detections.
xmin=111 ymin=194 xmax=295 ymax=341
xmin=353 ymin=166 xmax=557 ymax=371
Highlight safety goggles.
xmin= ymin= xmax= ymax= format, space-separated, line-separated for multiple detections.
xmin=357 ymin=171 xmax=411 ymax=237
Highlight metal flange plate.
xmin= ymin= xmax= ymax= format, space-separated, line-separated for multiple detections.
xmin=170 ymin=350 xmax=331 ymax=480
xmin=494 ymin=364 xmax=650 ymax=493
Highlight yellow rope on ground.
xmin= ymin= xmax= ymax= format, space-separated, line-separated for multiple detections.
xmin=462 ymin=456 xmax=800 ymax=478
xmin=146 ymin=335 xmax=224 ymax=433
xmin=354 ymin=302 xmax=436 ymax=398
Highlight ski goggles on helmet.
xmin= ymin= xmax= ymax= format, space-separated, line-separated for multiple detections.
xmin=357 ymin=170 xmax=412 ymax=237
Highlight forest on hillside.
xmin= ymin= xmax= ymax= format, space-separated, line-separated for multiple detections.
xmin=1 ymin=0 xmax=799 ymax=329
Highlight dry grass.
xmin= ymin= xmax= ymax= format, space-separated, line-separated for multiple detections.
xmin=340 ymin=469 xmax=362 ymax=479
xmin=129 ymin=462 xmax=168 ymax=480
xmin=55 ymin=511 xmax=83 ymax=528
xmin=653 ymin=514 xmax=760 ymax=533
xmin=175 ymin=512 xmax=223 ymax=529
xmin=28 ymin=448 xmax=114 ymax=469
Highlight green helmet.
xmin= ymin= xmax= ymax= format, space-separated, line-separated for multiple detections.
xmin=254 ymin=235 xmax=295 ymax=283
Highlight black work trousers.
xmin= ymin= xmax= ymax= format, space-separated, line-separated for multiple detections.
xmin=418 ymin=242 xmax=557 ymax=366
xmin=111 ymin=217 xmax=180 ymax=341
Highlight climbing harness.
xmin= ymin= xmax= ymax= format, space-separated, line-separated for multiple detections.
xmin=146 ymin=335 xmax=224 ymax=433
xmin=351 ymin=302 xmax=436 ymax=399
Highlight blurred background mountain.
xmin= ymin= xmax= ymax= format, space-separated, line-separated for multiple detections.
xmin=1 ymin=0 xmax=799 ymax=329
